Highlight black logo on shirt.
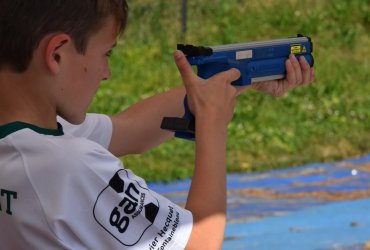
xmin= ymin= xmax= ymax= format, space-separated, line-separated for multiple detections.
xmin=93 ymin=169 xmax=159 ymax=246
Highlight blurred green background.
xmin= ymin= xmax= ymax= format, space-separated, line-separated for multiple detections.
xmin=89 ymin=0 xmax=370 ymax=182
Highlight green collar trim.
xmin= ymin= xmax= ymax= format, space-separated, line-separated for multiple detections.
xmin=0 ymin=122 xmax=64 ymax=139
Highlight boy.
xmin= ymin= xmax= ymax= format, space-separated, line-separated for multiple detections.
xmin=0 ymin=0 xmax=314 ymax=249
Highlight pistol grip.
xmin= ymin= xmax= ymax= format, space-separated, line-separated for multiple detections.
xmin=160 ymin=96 xmax=195 ymax=140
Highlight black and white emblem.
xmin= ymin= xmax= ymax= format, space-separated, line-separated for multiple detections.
xmin=94 ymin=169 xmax=159 ymax=246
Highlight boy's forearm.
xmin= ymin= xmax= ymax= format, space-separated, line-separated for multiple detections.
xmin=109 ymin=86 xmax=186 ymax=156
xmin=185 ymin=116 xmax=228 ymax=249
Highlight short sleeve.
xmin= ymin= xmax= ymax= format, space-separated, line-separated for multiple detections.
xmin=57 ymin=113 xmax=113 ymax=149
xmin=28 ymin=138 xmax=193 ymax=250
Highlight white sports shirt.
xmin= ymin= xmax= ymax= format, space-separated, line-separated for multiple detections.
xmin=0 ymin=114 xmax=192 ymax=250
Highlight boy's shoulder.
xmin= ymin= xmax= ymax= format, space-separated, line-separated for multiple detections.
xmin=0 ymin=119 xmax=119 ymax=179
xmin=57 ymin=113 xmax=113 ymax=149
xmin=0 ymin=113 xmax=112 ymax=165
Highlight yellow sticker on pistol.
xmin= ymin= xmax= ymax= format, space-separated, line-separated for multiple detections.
xmin=290 ymin=44 xmax=302 ymax=54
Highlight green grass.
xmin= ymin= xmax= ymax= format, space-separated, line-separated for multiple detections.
xmin=89 ymin=0 xmax=370 ymax=182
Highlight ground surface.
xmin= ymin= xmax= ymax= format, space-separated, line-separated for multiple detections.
xmin=148 ymin=153 xmax=370 ymax=249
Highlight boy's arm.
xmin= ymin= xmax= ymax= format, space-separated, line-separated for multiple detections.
xmin=108 ymin=86 xmax=186 ymax=156
xmin=173 ymin=50 xmax=240 ymax=249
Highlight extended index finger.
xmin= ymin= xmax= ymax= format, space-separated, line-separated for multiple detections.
xmin=174 ymin=50 xmax=197 ymax=87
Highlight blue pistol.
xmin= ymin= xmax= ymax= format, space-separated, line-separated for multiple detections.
xmin=161 ymin=34 xmax=314 ymax=140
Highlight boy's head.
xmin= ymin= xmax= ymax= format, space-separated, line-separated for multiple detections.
xmin=0 ymin=0 xmax=129 ymax=125
xmin=0 ymin=0 xmax=128 ymax=73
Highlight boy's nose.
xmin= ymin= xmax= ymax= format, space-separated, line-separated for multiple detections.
xmin=102 ymin=66 xmax=112 ymax=81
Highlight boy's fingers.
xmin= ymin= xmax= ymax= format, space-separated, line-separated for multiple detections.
xmin=299 ymin=56 xmax=311 ymax=85
xmin=226 ymin=68 xmax=241 ymax=83
xmin=174 ymin=50 xmax=196 ymax=86
xmin=212 ymin=68 xmax=241 ymax=84
xmin=285 ymin=58 xmax=296 ymax=87
xmin=289 ymin=54 xmax=303 ymax=85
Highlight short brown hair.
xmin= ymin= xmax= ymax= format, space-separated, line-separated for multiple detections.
xmin=0 ymin=0 xmax=128 ymax=72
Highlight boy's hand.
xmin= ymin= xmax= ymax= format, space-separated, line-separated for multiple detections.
xmin=238 ymin=54 xmax=315 ymax=96
xmin=174 ymin=50 xmax=240 ymax=248
xmin=174 ymin=50 xmax=240 ymax=125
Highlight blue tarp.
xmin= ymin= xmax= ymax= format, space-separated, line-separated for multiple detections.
xmin=223 ymin=198 xmax=370 ymax=250
xmin=148 ymin=153 xmax=370 ymax=249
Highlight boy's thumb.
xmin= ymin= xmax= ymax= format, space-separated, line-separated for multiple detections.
xmin=174 ymin=50 xmax=195 ymax=85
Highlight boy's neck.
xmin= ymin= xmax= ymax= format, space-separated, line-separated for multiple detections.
xmin=0 ymin=70 xmax=58 ymax=129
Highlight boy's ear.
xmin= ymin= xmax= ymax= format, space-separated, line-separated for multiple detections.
xmin=45 ymin=34 xmax=71 ymax=74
